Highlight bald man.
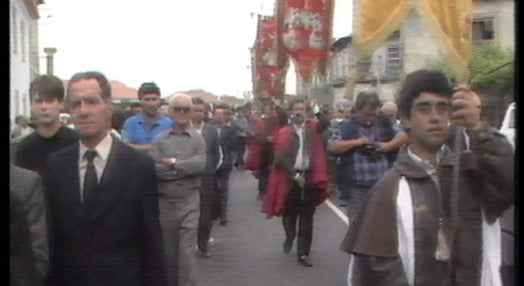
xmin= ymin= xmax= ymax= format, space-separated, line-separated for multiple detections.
xmin=149 ymin=94 xmax=207 ymax=286
xmin=381 ymin=101 xmax=400 ymax=126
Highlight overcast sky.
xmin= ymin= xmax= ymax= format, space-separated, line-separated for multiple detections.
xmin=38 ymin=0 xmax=353 ymax=98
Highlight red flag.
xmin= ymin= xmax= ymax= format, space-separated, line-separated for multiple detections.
xmin=252 ymin=15 xmax=288 ymax=98
xmin=277 ymin=0 xmax=334 ymax=84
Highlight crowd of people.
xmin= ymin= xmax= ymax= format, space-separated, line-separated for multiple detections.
xmin=10 ymin=69 xmax=514 ymax=286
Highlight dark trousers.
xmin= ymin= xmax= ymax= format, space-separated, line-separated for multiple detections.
xmin=282 ymin=179 xmax=316 ymax=257
xmin=345 ymin=185 xmax=372 ymax=225
xmin=216 ymin=169 xmax=231 ymax=221
xmin=197 ymin=174 xmax=217 ymax=253
xmin=258 ymin=168 xmax=270 ymax=196
xmin=234 ymin=137 xmax=246 ymax=167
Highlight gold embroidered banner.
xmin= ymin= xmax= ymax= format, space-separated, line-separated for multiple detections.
xmin=415 ymin=0 xmax=473 ymax=81
xmin=353 ymin=0 xmax=413 ymax=58
xmin=354 ymin=0 xmax=473 ymax=80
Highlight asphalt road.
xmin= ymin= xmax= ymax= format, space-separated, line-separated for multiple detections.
xmin=195 ymin=169 xmax=350 ymax=286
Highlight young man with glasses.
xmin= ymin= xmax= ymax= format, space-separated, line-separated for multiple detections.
xmin=341 ymin=69 xmax=514 ymax=285
xmin=149 ymin=94 xmax=206 ymax=286
xmin=121 ymin=82 xmax=173 ymax=152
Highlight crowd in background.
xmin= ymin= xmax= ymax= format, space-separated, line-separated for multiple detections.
xmin=10 ymin=69 xmax=514 ymax=286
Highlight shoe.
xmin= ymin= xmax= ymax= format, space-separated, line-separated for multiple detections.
xmin=298 ymin=255 xmax=313 ymax=267
xmin=195 ymin=245 xmax=211 ymax=258
xmin=197 ymin=250 xmax=211 ymax=258
xmin=283 ymin=239 xmax=293 ymax=253
xmin=208 ymin=237 xmax=215 ymax=246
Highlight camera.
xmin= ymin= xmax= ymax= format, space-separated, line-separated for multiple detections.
xmin=359 ymin=143 xmax=381 ymax=157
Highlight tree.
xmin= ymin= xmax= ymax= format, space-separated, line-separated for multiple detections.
xmin=427 ymin=42 xmax=514 ymax=92
xmin=468 ymin=43 xmax=514 ymax=93
xmin=427 ymin=43 xmax=515 ymax=127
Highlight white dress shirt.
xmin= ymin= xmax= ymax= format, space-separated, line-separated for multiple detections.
xmin=216 ymin=127 xmax=223 ymax=169
xmin=78 ymin=133 xmax=113 ymax=201
xmin=293 ymin=124 xmax=309 ymax=171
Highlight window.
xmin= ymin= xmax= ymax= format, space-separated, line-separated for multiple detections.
xmin=357 ymin=59 xmax=372 ymax=79
xmin=14 ymin=90 xmax=20 ymax=115
xmin=472 ymin=17 xmax=495 ymax=42
xmin=22 ymin=94 xmax=28 ymax=115
xmin=12 ymin=7 xmax=18 ymax=54
xmin=387 ymin=30 xmax=400 ymax=41
xmin=386 ymin=44 xmax=402 ymax=77
xmin=21 ymin=20 xmax=26 ymax=62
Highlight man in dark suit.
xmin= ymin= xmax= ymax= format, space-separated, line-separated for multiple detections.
xmin=10 ymin=165 xmax=48 ymax=286
xmin=41 ymin=71 xmax=166 ymax=286
xmin=191 ymin=97 xmax=220 ymax=257
xmin=212 ymin=103 xmax=237 ymax=226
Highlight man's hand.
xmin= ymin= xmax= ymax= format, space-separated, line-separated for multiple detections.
xmin=295 ymin=174 xmax=306 ymax=188
xmin=161 ymin=157 xmax=176 ymax=166
xmin=358 ymin=137 xmax=371 ymax=146
xmin=451 ymin=85 xmax=483 ymax=131
xmin=376 ymin=142 xmax=390 ymax=153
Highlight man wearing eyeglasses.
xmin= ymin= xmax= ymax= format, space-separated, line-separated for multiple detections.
xmin=327 ymin=91 xmax=408 ymax=224
xmin=121 ymin=82 xmax=173 ymax=152
xmin=341 ymin=70 xmax=514 ymax=285
xmin=149 ymin=94 xmax=206 ymax=286
xmin=41 ymin=71 xmax=167 ymax=286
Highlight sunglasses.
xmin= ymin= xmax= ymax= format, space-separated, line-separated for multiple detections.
xmin=171 ymin=106 xmax=191 ymax=113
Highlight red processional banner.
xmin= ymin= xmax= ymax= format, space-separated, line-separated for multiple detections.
xmin=277 ymin=0 xmax=334 ymax=84
xmin=252 ymin=15 xmax=288 ymax=98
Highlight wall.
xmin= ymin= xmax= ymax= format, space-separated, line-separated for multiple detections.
xmin=10 ymin=0 xmax=36 ymax=123
xmin=473 ymin=0 xmax=515 ymax=51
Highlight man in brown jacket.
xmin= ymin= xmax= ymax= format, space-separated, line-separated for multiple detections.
xmin=341 ymin=70 xmax=514 ymax=285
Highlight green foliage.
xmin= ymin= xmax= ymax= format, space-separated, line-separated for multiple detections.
xmin=426 ymin=43 xmax=514 ymax=91
xmin=469 ymin=43 xmax=514 ymax=91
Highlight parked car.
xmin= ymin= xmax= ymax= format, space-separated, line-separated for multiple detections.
xmin=498 ymin=101 xmax=514 ymax=285
xmin=499 ymin=102 xmax=515 ymax=150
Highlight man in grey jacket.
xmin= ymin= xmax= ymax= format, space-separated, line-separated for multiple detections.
xmin=149 ymin=94 xmax=206 ymax=286
xmin=10 ymin=164 xmax=48 ymax=284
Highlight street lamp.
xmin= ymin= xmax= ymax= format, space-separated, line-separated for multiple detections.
xmin=43 ymin=47 xmax=57 ymax=75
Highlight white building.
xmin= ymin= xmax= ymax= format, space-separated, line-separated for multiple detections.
xmin=10 ymin=0 xmax=44 ymax=124
xmin=324 ymin=0 xmax=514 ymax=109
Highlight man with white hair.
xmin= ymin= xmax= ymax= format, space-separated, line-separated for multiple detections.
xmin=381 ymin=101 xmax=399 ymax=120
xmin=149 ymin=94 xmax=206 ymax=286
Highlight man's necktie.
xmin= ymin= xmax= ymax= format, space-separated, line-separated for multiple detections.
xmin=83 ymin=150 xmax=98 ymax=203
